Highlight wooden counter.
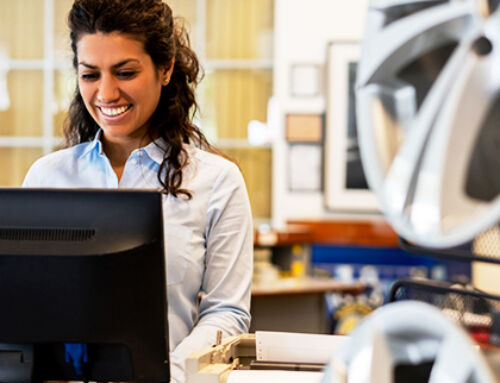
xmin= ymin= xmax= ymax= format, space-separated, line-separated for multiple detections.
xmin=252 ymin=277 xmax=365 ymax=297
xmin=287 ymin=220 xmax=398 ymax=246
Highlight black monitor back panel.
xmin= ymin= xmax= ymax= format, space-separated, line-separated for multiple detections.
xmin=0 ymin=189 xmax=169 ymax=382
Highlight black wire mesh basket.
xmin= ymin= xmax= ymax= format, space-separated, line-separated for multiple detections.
xmin=389 ymin=224 xmax=500 ymax=346
xmin=388 ymin=278 xmax=500 ymax=346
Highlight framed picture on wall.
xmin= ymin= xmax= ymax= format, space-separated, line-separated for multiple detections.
xmin=324 ymin=41 xmax=379 ymax=212
xmin=288 ymin=143 xmax=323 ymax=192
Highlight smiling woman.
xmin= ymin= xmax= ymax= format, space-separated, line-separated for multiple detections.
xmin=62 ymin=0 xmax=210 ymax=198
xmin=76 ymin=32 xmax=172 ymax=178
xmin=22 ymin=1 xmax=253 ymax=383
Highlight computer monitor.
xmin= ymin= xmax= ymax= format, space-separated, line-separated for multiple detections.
xmin=0 ymin=188 xmax=169 ymax=383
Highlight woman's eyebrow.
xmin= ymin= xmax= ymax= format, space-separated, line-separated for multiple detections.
xmin=78 ymin=61 xmax=97 ymax=69
xmin=78 ymin=59 xmax=140 ymax=69
xmin=113 ymin=59 xmax=141 ymax=68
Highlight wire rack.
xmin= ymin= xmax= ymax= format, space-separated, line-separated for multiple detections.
xmin=388 ymin=278 xmax=500 ymax=345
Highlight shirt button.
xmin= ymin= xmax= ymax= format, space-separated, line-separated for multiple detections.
xmin=137 ymin=150 xmax=144 ymax=157
xmin=130 ymin=158 xmax=138 ymax=165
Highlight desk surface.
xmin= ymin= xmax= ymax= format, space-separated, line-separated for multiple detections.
xmin=251 ymin=277 xmax=365 ymax=297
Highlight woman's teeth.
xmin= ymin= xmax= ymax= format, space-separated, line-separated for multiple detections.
xmin=100 ymin=105 xmax=130 ymax=117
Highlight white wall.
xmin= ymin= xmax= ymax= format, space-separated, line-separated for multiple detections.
xmin=271 ymin=0 xmax=378 ymax=228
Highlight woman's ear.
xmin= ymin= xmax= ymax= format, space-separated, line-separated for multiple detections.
xmin=161 ymin=58 xmax=175 ymax=86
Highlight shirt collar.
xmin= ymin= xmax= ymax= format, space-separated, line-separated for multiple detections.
xmin=143 ymin=137 xmax=169 ymax=165
xmin=81 ymin=129 xmax=187 ymax=165
xmin=144 ymin=138 xmax=195 ymax=166
xmin=81 ymin=129 xmax=104 ymax=157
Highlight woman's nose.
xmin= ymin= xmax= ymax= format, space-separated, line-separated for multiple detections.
xmin=97 ymin=75 xmax=120 ymax=103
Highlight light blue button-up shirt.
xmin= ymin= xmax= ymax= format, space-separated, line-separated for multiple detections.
xmin=23 ymin=132 xmax=253 ymax=383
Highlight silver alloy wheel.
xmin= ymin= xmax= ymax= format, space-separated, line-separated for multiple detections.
xmin=356 ymin=0 xmax=500 ymax=247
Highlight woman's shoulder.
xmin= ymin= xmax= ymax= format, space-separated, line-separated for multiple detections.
xmin=31 ymin=142 xmax=94 ymax=169
xmin=186 ymin=146 xmax=245 ymax=189
xmin=189 ymin=146 xmax=240 ymax=174
xmin=23 ymin=141 xmax=96 ymax=186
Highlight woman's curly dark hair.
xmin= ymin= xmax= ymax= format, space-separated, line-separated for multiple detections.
xmin=66 ymin=0 xmax=213 ymax=198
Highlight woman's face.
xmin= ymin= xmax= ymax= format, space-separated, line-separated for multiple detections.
xmin=76 ymin=32 xmax=170 ymax=146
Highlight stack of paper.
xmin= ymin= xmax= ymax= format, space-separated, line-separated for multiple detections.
xmin=256 ymin=331 xmax=348 ymax=364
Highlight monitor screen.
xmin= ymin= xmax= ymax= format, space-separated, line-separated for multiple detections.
xmin=0 ymin=188 xmax=169 ymax=383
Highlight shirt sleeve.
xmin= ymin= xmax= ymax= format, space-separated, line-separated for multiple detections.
xmin=22 ymin=160 xmax=42 ymax=187
xmin=169 ymin=162 xmax=253 ymax=383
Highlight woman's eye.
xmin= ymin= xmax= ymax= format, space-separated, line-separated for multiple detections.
xmin=117 ymin=71 xmax=136 ymax=79
xmin=80 ymin=73 xmax=98 ymax=81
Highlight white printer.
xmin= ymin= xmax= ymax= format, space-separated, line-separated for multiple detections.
xmin=185 ymin=331 xmax=346 ymax=383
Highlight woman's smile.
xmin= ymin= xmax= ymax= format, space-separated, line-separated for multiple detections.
xmin=97 ymin=104 xmax=133 ymax=121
